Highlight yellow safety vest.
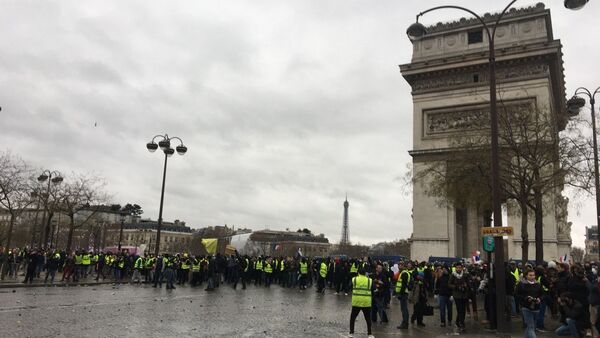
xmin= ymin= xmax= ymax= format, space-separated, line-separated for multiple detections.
xmin=512 ymin=268 xmax=520 ymax=282
xmin=320 ymin=262 xmax=328 ymax=278
xmin=256 ymin=261 xmax=263 ymax=271
xmin=244 ymin=259 xmax=249 ymax=272
xmin=299 ymin=262 xmax=308 ymax=275
xmin=264 ymin=263 xmax=273 ymax=274
xmin=395 ymin=270 xmax=411 ymax=294
xmin=135 ymin=257 xmax=143 ymax=269
xmin=352 ymin=275 xmax=372 ymax=307
xmin=75 ymin=255 xmax=83 ymax=265
xmin=82 ymin=254 xmax=91 ymax=265
xmin=350 ymin=263 xmax=358 ymax=274
xmin=192 ymin=260 xmax=200 ymax=272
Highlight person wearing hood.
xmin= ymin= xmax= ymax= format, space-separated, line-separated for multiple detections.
xmin=516 ymin=268 xmax=542 ymax=338
xmin=409 ymin=271 xmax=428 ymax=327
xmin=434 ymin=264 xmax=453 ymax=327
xmin=449 ymin=261 xmax=469 ymax=331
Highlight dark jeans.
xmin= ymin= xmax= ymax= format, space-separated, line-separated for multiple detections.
xmin=153 ymin=269 xmax=163 ymax=287
xmin=24 ymin=268 xmax=36 ymax=283
xmin=399 ymin=294 xmax=409 ymax=325
xmin=438 ymin=295 xmax=453 ymax=324
xmin=455 ymin=298 xmax=467 ymax=328
xmin=555 ymin=318 xmax=581 ymax=338
xmin=317 ymin=276 xmax=326 ymax=292
xmin=372 ymin=296 xmax=388 ymax=322
xmin=45 ymin=268 xmax=57 ymax=284
xmin=412 ymin=301 xmax=425 ymax=324
xmin=164 ymin=268 xmax=175 ymax=289
xmin=350 ymin=306 xmax=372 ymax=335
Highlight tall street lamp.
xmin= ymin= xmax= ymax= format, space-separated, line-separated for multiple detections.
xmin=146 ymin=134 xmax=188 ymax=256
xmin=567 ymin=87 xmax=600 ymax=261
xmin=118 ymin=210 xmax=127 ymax=252
xmin=37 ymin=170 xmax=63 ymax=249
xmin=408 ymin=0 xmax=589 ymax=332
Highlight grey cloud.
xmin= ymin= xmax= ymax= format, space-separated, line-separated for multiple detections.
xmin=1 ymin=1 xmax=597 ymax=247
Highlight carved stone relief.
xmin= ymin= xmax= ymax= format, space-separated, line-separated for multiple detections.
xmin=423 ymin=99 xmax=534 ymax=136
xmin=412 ymin=61 xmax=549 ymax=92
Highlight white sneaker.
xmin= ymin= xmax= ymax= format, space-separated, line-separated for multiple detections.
xmin=368 ymin=335 xmax=375 ymax=338
xmin=348 ymin=334 xmax=353 ymax=338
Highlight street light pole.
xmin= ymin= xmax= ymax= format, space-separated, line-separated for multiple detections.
xmin=407 ymin=1 xmax=516 ymax=332
xmin=37 ymin=170 xmax=64 ymax=249
xmin=146 ymin=134 xmax=188 ymax=257
xmin=155 ymin=151 xmax=168 ymax=258
xmin=118 ymin=212 xmax=126 ymax=252
xmin=567 ymin=87 xmax=600 ymax=261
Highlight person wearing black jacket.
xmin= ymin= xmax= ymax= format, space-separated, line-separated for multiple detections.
xmin=586 ymin=273 xmax=600 ymax=338
xmin=567 ymin=264 xmax=591 ymax=334
xmin=152 ymin=255 xmax=164 ymax=288
xmin=44 ymin=252 xmax=60 ymax=284
xmin=556 ymin=292 xmax=587 ymax=338
xmin=434 ymin=265 xmax=453 ymax=327
xmin=205 ymin=256 xmax=217 ymax=291
xmin=371 ymin=263 xmax=390 ymax=323
xmin=516 ymin=269 xmax=542 ymax=338
xmin=23 ymin=250 xmax=38 ymax=284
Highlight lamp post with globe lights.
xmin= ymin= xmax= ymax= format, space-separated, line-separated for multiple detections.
xmin=567 ymin=87 xmax=600 ymax=260
xmin=37 ymin=170 xmax=63 ymax=248
xmin=146 ymin=134 xmax=187 ymax=256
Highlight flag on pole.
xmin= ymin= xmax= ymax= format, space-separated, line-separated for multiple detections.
xmin=472 ymin=250 xmax=481 ymax=264
xmin=201 ymin=238 xmax=218 ymax=254
xmin=559 ymin=254 xmax=569 ymax=263
xmin=225 ymin=244 xmax=236 ymax=256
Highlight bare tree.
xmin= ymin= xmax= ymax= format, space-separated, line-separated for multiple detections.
xmin=0 ymin=152 xmax=34 ymax=279
xmin=571 ymin=246 xmax=584 ymax=263
xmin=57 ymin=173 xmax=106 ymax=253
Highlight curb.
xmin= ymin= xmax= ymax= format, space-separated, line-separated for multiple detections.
xmin=0 ymin=281 xmax=120 ymax=289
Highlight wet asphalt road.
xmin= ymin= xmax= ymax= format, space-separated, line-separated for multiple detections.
xmin=0 ymin=282 xmax=546 ymax=338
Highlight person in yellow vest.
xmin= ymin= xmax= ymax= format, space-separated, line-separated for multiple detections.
xmin=349 ymin=267 xmax=375 ymax=338
xmin=264 ymin=257 xmax=274 ymax=287
xmin=317 ymin=258 xmax=329 ymax=294
xmin=82 ymin=252 xmax=91 ymax=278
xmin=131 ymin=255 xmax=143 ymax=284
xmin=299 ymin=257 xmax=309 ymax=290
xmin=163 ymin=254 xmax=176 ymax=290
xmin=255 ymin=257 xmax=264 ymax=286
xmin=179 ymin=255 xmax=190 ymax=286
xmin=74 ymin=250 xmax=84 ymax=282
xmin=191 ymin=257 xmax=201 ymax=287
xmin=144 ymin=254 xmax=154 ymax=283
xmin=395 ymin=261 xmax=413 ymax=329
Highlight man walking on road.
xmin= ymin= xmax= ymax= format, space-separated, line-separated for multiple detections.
xmin=395 ymin=261 xmax=412 ymax=330
xmin=349 ymin=267 xmax=375 ymax=338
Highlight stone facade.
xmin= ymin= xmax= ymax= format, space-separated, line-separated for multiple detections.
xmin=400 ymin=4 xmax=571 ymax=261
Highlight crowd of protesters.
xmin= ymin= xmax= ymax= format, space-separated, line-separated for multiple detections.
xmin=2 ymin=247 xmax=599 ymax=338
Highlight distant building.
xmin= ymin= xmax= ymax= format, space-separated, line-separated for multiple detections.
xmin=233 ymin=229 xmax=330 ymax=257
xmin=115 ymin=219 xmax=193 ymax=254
xmin=585 ymin=226 xmax=598 ymax=259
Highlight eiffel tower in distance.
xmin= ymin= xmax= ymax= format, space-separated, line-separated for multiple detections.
xmin=340 ymin=194 xmax=350 ymax=246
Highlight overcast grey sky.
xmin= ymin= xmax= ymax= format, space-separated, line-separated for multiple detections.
xmin=1 ymin=1 xmax=598 ymax=247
